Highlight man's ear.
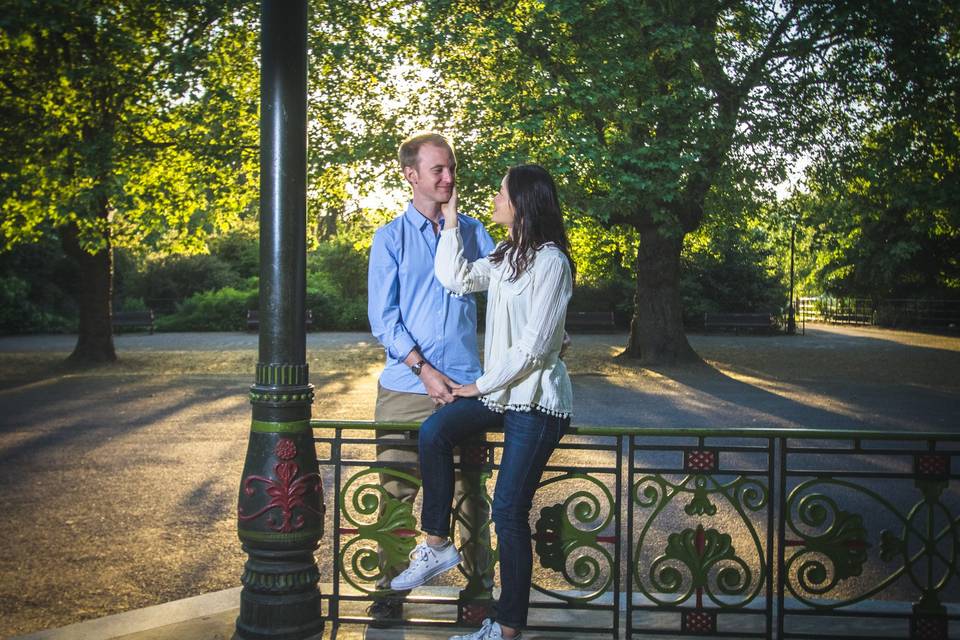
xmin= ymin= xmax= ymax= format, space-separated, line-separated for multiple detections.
xmin=403 ymin=165 xmax=418 ymax=186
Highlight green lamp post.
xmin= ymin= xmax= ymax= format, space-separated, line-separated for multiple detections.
xmin=235 ymin=2 xmax=324 ymax=638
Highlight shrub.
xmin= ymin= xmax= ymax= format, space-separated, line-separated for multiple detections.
xmin=135 ymin=254 xmax=243 ymax=314
xmin=155 ymin=286 xmax=257 ymax=332
xmin=680 ymin=231 xmax=787 ymax=328
xmin=306 ymin=270 xmax=368 ymax=331
xmin=210 ymin=231 xmax=259 ymax=280
xmin=308 ymin=240 xmax=368 ymax=297
xmin=0 ymin=275 xmax=75 ymax=334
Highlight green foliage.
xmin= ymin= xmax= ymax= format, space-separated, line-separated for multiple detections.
xmin=150 ymin=238 xmax=370 ymax=332
xmin=208 ymin=231 xmax=260 ymax=281
xmin=0 ymin=1 xmax=259 ymax=253
xmin=680 ymin=224 xmax=787 ymax=327
xmin=565 ymin=215 xmax=636 ymax=323
xmin=305 ymin=240 xmax=369 ymax=330
xmin=0 ymin=235 xmax=78 ymax=333
xmin=801 ymin=125 xmax=960 ymax=299
xmin=0 ymin=1 xmax=258 ymax=356
xmin=0 ymin=274 xmax=74 ymax=334
xmin=134 ymin=253 xmax=243 ymax=314
xmin=154 ymin=286 xmax=256 ymax=332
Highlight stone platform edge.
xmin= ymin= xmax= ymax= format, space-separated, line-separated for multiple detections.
xmin=11 ymin=587 xmax=243 ymax=640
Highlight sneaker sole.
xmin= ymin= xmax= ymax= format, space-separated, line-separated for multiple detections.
xmin=389 ymin=552 xmax=463 ymax=591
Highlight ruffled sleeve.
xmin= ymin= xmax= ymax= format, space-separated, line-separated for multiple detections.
xmin=435 ymin=227 xmax=492 ymax=295
xmin=475 ymin=250 xmax=572 ymax=394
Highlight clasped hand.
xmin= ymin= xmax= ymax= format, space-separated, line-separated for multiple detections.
xmin=421 ymin=366 xmax=480 ymax=406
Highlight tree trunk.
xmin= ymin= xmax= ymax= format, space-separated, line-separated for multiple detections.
xmin=625 ymin=227 xmax=699 ymax=363
xmin=62 ymin=221 xmax=116 ymax=363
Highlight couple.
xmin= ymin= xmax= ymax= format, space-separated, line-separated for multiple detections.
xmin=367 ymin=132 xmax=574 ymax=640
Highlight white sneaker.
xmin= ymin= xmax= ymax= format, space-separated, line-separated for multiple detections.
xmin=389 ymin=540 xmax=462 ymax=591
xmin=450 ymin=619 xmax=522 ymax=639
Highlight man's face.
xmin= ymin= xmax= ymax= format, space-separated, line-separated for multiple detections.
xmin=406 ymin=143 xmax=456 ymax=205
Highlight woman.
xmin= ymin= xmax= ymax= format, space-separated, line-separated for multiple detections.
xmin=389 ymin=164 xmax=574 ymax=640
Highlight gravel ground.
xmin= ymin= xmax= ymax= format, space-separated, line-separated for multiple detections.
xmin=0 ymin=324 xmax=958 ymax=637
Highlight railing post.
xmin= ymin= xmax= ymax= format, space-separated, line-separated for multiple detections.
xmin=457 ymin=440 xmax=495 ymax=623
xmin=236 ymin=2 xmax=324 ymax=639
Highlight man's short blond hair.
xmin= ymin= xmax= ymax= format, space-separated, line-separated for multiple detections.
xmin=398 ymin=131 xmax=455 ymax=171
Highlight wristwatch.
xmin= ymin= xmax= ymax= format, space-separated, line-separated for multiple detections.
xmin=410 ymin=359 xmax=426 ymax=376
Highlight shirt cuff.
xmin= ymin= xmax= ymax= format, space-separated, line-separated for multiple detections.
xmin=474 ymin=374 xmax=492 ymax=395
xmin=389 ymin=332 xmax=417 ymax=363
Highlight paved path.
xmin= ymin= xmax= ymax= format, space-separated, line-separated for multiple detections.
xmin=1 ymin=324 xmax=958 ymax=637
xmin=2 ymin=325 xmax=958 ymax=430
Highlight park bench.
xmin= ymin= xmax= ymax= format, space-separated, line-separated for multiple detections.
xmin=703 ymin=312 xmax=777 ymax=334
xmin=246 ymin=309 xmax=314 ymax=332
xmin=112 ymin=310 xmax=155 ymax=334
xmin=565 ymin=310 xmax=617 ymax=332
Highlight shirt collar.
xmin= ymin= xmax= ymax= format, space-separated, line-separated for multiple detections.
xmin=404 ymin=201 xmax=445 ymax=231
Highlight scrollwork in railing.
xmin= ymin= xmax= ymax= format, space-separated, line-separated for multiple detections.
xmin=648 ymin=525 xmax=753 ymax=606
xmin=633 ymin=473 xmax=768 ymax=609
xmin=338 ymin=467 xmax=420 ymax=593
xmin=532 ymin=473 xmax=615 ymax=603
xmin=784 ymin=478 xmax=959 ymax=610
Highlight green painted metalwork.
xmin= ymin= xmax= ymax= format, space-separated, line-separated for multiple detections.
xmin=250 ymin=419 xmax=311 ymax=433
xmin=312 ymin=421 xmax=960 ymax=639
xmin=256 ymin=362 xmax=309 ymax=386
xmin=452 ymin=451 xmax=496 ymax=602
xmin=632 ymin=472 xmax=768 ymax=609
xmin=784 ymin=477 xmax=960 ymax=612
xmin=337 ymin=466 xmax=420 ymax=593
xmin=532 ymin=473 xmax=615 ymax=602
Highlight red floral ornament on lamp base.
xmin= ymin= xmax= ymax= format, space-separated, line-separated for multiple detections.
xmin=238 ymin=438 xmax=322 ymax=533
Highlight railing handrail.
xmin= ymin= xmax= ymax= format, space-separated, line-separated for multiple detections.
xmin=310 ymin=419 xmax=960 ymax=441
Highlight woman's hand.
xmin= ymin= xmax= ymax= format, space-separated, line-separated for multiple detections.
xmin=451 ymin=382 xmax=480 ymax=398
xmin=441 ymin=187 xmax=458 ymax=228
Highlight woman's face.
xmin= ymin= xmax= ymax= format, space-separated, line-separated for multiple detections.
xmin=491 ymin=174 xmax=515 ymax=228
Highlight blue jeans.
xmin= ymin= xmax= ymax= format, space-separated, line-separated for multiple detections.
xmin=418 ymin=398 xmax=569 ymax=630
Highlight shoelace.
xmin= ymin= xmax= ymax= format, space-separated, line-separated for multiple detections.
xmin=408 ymin=543 xmax=436 ymax=566
xmin=473 ymin=618 xmax=495 ymax=638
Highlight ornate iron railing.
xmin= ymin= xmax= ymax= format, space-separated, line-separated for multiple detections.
xmin=311 ymin=422 xmax=960 ymax=639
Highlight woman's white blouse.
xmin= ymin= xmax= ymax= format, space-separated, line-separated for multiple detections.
xmin=435 ymin=227 xmax=573 ymax=418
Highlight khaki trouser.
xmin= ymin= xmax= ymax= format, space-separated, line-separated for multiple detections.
xmin=374 ymin=384 xmax=494 ymax=595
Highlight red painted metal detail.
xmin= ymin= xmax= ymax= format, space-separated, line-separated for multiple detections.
xmin=461 ymin=601 xmax=493 ymax=625
xmin=275 ymin=438 xmax=297 ymax=460
xmin=685 ymin=449 xmax=718 ymax=472
xmin=239 ymin=439 xmax=321 ymax=532
xmin=337 ymin=527 xmax=419 ymax=537
xmin=912 ymin=615 xmax=948 ymax=640
xmin=695 ymin=524 xmax=705 ymax=608
xmin=915 ymin=454 xmax=950 ymax=479
xmin=682 ymin=610 xmax=716 ymax=634
xmin=461 ymin=444 xmax=492 ymax=466
xmin=531 ymin=531 xmax=617 ymax=544
xmin=784 ymin=538 xmax=868 ymax=548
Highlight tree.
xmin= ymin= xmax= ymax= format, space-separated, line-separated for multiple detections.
xmin=398 ymin=0 xmax=953 ymax=363
xmin=0 ymin=1 xmax=257 ymax=361
xmin=800 ymin=0 xmax=960 ymax=300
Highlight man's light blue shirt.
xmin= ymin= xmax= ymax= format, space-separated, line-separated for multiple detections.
xmin=368 ymin=202 xmax=495 ymax=394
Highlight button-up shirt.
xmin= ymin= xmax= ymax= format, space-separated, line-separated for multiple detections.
xmin=368 ymin=202 xmax=495 ymax=394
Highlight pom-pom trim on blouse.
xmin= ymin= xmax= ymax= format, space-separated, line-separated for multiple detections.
xmin=480 ymin=396 xmax=571 ymax=419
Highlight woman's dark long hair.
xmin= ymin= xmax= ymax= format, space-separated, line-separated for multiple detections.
xmin=488 ymin=164 xmax=575 ymax=283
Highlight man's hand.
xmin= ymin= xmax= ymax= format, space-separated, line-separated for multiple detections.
xmin=441 ymin=187 xmax=458 ymax=228
xmin=420 ymin=365 xmax=456 ymax=405
xmin=451 ymin=382 xmax=481 ymax=398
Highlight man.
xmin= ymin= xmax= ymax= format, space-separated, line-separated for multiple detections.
xmin=366 ymin=131 xmax=496 ymax=625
